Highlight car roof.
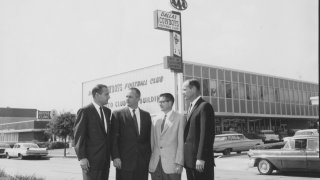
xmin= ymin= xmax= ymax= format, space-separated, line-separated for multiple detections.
xmin=291 ymin=134 xmax=319 ymax=139
xmin=295 ymin=129 xmax=318 ymax=133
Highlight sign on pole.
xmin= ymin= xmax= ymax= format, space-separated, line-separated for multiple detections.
xmin=154 ymin=10 xmax=181 ymax=32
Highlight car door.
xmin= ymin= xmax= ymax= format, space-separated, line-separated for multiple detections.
xmin=281 ymin=139 xmax=307 ymax=170
xmin=306 ymin=138 xmax=320 ymax=172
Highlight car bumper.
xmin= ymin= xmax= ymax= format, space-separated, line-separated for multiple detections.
xmin=248 ymin=158 xmax=256 ymax=168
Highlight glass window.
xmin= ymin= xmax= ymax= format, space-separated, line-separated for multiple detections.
xmin=210 ymin=68 xmax=217 ymax=79
xmin=252 ymin=75 xmax=257 ymax=84
xmin=218 ymin=69 xmax=224 ymax=80
xmin=251 ymin=85 xmax=258 ymax=100
xmin=232 ymin=83 xmax=239 ymax=99
xmin=293 ymin=90 xmax=299 ymax=104
xmin=184 ymin=64 xmax=193 ymax=76
xmin=269 ymin=77 xmax=274 ymax=87
xmin=279 ymin=88 xmax=284 ymax=102
xmin=202 ymin=79 xmax=209 ymax=96
xmin=245 ymin=74 xmax=251 ymax=84
xmin=218 ymin=81 xmax=225 ymax=98
xmin=298 ymin=91 xmax=303 ymax=104
xmin=246 ymin=84 xmax=251 ymax=100
xmin=225 ymin=70 xmax=231 ymax=81
xmin=226 ymin=82 xmax=232 ymax=98
xmin=284 ymin=89 xmax=289 ymax=103
xmin=239 ymin=83 xmax=245 ymax=99
xmin=289 ymin=90 xmax=294 ymax=104
xmin=275 ymin=88 xmax=280 ymax=102
xmin=263 ymin=87 xmax=269 ymax=102
xmin=302 ymin=92 xmax=307 ymax=104
xmin=210 ymin=80 xmax=217 ymax=97
xmin=263 ymin=76 xmax=268 ymax=86
xmin=259 ymin=86 xmax=264 ymax=101
xmin=194 ymin=65 xmax=201 ymax=77
xmin=232 ymin=71 xmax=238 ymax=82
xmin=202 ymin=67 xmax=209 ymax=78
xmin=258 ymin=76 xmax=263 ymax=86
xmin=239 ymin=72 xmax=245 ymax=83
xmin=269 ymin=87 xmax=274 ymax=102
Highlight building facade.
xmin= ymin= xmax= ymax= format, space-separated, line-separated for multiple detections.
xmin=183 ymin=62 xmax=319 ymax=136
xmin=0 ymin=108 xmax=51 ymax=143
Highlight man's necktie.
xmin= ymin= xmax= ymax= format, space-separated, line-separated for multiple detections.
xmin=161 ymin=114 xmax=167 ymax=132
xmin=132 ymin=109 xmax=139 ymax=135
xmin=188 ymin=103 xmax=193 ymax=115
xmin=100 ymin=106 xmax=107 ymax=133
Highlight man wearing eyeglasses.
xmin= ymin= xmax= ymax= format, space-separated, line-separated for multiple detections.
xmin=149 ymin=93 xmax=185 ymax=180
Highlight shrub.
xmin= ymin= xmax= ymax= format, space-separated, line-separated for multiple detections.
xmin=47 ymin=141 xmax=69 ymax=150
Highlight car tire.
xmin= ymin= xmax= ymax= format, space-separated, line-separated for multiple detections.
xmin=223 ymin=148 xmax=231 ymax=155
xmin=258 ymin=159 xmax=273 ymax=175
xmin=6 ymin=153 xmax=10 ymax=159
xmin=18 ymin=154 xmax=24 ymax=160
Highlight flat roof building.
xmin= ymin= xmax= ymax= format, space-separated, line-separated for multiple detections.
xmin=82 ymin=61 xmax=319 ymax=137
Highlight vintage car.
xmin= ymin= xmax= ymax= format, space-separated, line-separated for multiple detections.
xmin=294 ymin=129 xmax=319 ymax=136
xmin=214 ymin=133 xmax=263 ymax=155
xmin=248 ymin=135 xmax=320 ymax=175
xmin=5 ymin=143 xmax=48 ymax=159
xmin=256 ymin=130 xmax=281 ymax=143
xmin=0 ymin=143 xmax=11 ymax=158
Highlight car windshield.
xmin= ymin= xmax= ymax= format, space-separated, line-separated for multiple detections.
xmin=22 ymin=144 xmax=39 ymax=148
xmin=215 ymin=136 xmax=227 ymax=141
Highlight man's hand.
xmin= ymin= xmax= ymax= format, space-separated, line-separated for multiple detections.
xmin=80 ymin=158 xmax=90 ymax=173
xmin=195 ymin=160 xmax=205 ymax=172
xmin=175 ymin=164 xmax=183 ymax=174
xmin=113 ymin=158 xmax=122 ymax=169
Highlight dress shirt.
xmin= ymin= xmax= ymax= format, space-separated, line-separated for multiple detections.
xmin=128 ymin=106 xmax=141 ymax=134
xmin=92 ymin=101 xmax=107 ymax=133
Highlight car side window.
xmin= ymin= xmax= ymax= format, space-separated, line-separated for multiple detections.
xmin=294 ymin=139 xmax=307 ymax=150
xmin=307 ymin=139 xmax=319 ymax=151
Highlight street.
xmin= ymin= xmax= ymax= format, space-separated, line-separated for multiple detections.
xmin=0 ymin=153 xmax=319 ymax=180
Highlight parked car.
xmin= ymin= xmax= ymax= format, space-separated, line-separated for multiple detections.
xmin=5 ymin=143 xmax=48 ymax=159
xmin=248 ymin=135 xmax=320 ymax=175
xmin=294 ymin=129 xmax=319 ymax=136
xmin=257 ymin=130 xmax=281 ymax=143
xmin=214 ymin=133 xmax=263 ymax=155
xmin=0 ymin=143 xmax=11 ymax=158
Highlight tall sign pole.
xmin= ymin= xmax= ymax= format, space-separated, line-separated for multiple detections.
xmin=154 ymin=10 xmax=184 ymax=113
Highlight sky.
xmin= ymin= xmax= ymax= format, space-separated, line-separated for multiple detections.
xmin=0 ymin=0 xmax=318 ymax=113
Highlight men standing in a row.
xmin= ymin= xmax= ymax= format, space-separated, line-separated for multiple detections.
xmin=74 ymin=84 xmax=112 ymax=180
xmin=149 ymin=93 xmax=185 ymax=180
xmin=111 ymin=87 xmax=152 ymax=180
xmin=182 ymin=79 xmax=215 ymax=180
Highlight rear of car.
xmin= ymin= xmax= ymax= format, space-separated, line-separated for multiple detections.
xmin=258 ymin=130 xmax=281 ymax=143
xmin=0 ymin=143 xmax=10 ymax=158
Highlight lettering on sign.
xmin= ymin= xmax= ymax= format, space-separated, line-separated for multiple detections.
xmin=173 ymin=32 xmax=181 ymax=57
xmin=154 ymin=10 xmax=180 ymax=32
xmin=38 ymin=111 xmax=51 ymax=119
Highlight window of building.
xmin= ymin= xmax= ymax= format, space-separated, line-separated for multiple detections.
xmin=202 ymin=67 xmax=209 ymax=78
xmin=245 ymin=74 xmax=251 ymax=84
xmin=239 ymin=83 xmax=245 ymax=99
xmin=225 ymin=70 xmax=231 ymax=81
xmin=210 ymin=68 xmax=217 ymax=79
xmin=284 ymin=89 xmax=289 ymax=103
xmin=218 ymin=81 xmax=225 ymax=98
xmin=294 ymin=90 xmax=299 ymax=104
xmin=239 ymin=72 xmax=245 ymax=83
xmin=210 ymin=79 xmax=217 ymax=97
xmin=184 ymin=64 xmax=193 ymax=76
xmin=263 ymin=87 xmax=269 ymax=102
xmin=251 ymin=85 xmax=258 ymax=100
xmin=232 ymin=71 xmax=238 ymax=82
xmin=268 ymin=87 xmax=275 ymax=102
xmin=202 ymin=79 xmax=209 ymax=96
xmin=298 ymin=91 xmax=303 ymax=104
xmin=246 ymin=84 xmax=251 ymax=100
xmin=232 ymin=83 xmax=239 ymax=99
xmin=259 ymin=86 xmax=264 ymax=101
xmin=194 ymin=65 xmax=201 ymax=77
xmin=289 ymin=90 xmax=294 ymax=104
xmin=226 ymin=82 xmax=232 ymax=98
xmin=274 ymin=88 xmax=280 ymax=102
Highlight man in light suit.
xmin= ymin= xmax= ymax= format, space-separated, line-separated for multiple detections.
xmin=149 ymin=93 xmax=185 ymax=180
xmin=182 ymin=79 xmax=215 ymax=180
xmin=111 ymin=87 xmax=152 ymax=180
xmin=74 ymin=84 xmax=112 ymax=180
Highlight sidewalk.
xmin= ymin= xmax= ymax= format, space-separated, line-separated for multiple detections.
xmin=48 ymin=147 xmax=77 ymax=158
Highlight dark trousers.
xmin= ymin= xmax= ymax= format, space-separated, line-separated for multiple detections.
xmin=116 ymin=158 xmax=148 ymax=180
xmin=150 ymin=160 xmax=181 ymax=180
xmin=185 ymin=167 xmax=214 ymax=180
xmin=82 ymin=168 xmax=109 ymax=180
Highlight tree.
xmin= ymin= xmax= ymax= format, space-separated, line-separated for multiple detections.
xmin=45 ymin=112 xmax=76 ymax=157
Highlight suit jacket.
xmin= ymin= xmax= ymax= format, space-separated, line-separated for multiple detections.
xmin=149 ymin=110 xmax=185 ymax=174
xmin=111 ymin=107 xmax=152 ymax=171
xmin=74 ymin=103 xmax=111 ymax=170
xmin=184 ymin=97 xmax=215 ymax=169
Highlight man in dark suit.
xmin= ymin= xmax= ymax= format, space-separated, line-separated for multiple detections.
xmin=74 ymin=84 xmax=112 ymax=180
xmin=182 ymin=79 xmax=215 ymax=180
xmin=111 ymin=87 xmax=152 ymax=180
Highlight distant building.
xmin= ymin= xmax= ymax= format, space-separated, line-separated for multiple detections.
xmin=0 ymin=108 xmax=51 ymax=143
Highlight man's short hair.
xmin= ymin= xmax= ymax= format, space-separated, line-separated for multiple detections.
xmin=129 ymin=87 xmax=141 ymax=98
xmin=92 ymin=84 xmax=108 ymax=97
xmin=186 ymin=79 xmax=201 ymax=91
xmin=159 ymin=93 xmax=175 ymax=104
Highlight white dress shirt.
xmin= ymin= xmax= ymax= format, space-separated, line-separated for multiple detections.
xmin=189 ymin=96 xmax=201 ymax=114
xmin=128 ymin=106 xmax=141 ymax=135
xmin=92 ymin=101 xmax=107 ymax=133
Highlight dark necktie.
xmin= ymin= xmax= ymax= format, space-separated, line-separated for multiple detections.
xmin=161 ymin=114 xmax=167 ymax=132
xmin=100 ymin=106 xmax=106 ymax=132
xmin=188 ymin=103 xmax=193 ymax=115
xmin=132 ymin=109 xmax=139 ymax=135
